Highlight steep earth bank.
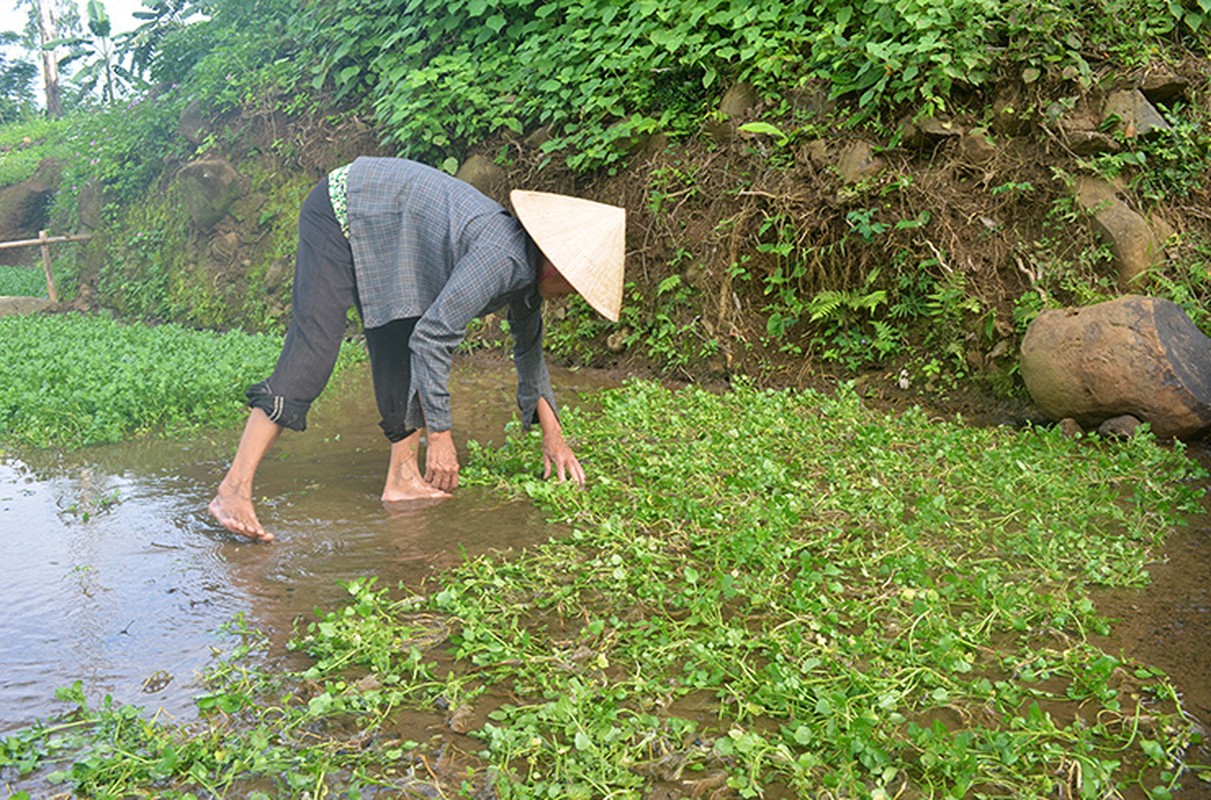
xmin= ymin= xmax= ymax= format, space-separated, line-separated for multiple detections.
xmin=6 ymin=58 xmax=1210 ymax=422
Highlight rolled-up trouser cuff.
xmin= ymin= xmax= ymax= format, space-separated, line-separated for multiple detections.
xmin=379 ymin=420 xmax=417 ymax=443
xmin=246 ymin=380 xmax=311 ymax=432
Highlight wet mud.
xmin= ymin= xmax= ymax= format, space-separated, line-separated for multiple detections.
xmin=1093 ymin=496 xmax=1211 ymax=799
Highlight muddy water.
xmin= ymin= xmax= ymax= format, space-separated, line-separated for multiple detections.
xmin=0 ymin=357 xmax=609 ymax=735
xmin=1093 ymin=498 xmax=1211 ymax=798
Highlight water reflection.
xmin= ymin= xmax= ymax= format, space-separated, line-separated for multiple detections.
xmin=0 ymin=358 xmax=607 ymax=734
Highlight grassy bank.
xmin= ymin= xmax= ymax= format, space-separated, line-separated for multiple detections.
xmin=5 ymin=0 xmax=1211 ymax=367
xmin=2 ymin=377 xmax=1207 ymax=798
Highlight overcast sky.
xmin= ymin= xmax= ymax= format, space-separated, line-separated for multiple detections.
xmin=1 ymin=0 xmax=148 ymax=40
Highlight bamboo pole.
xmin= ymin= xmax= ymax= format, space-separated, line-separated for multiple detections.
xmin=39 ymin=230 xmax=57 ymax=303
xmin=0 ymin=233 xmax=92 ymax=250
xmin=0 ymin=231 xmax=90 ymax=303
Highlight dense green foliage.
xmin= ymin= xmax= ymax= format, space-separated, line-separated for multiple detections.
xmin=2 ymin=379 xmax=1207 ymax=797
xmin=289 ymin=0 xmax=1211 ymax=168
xmin=0 ymin=264 xmax=49 ymax=297
xmin=0 ymin=31 xmax=37 ymax=124
xmin=0 ymin=117 xmax=69 ymax=187
xmin=455 ymin=382 xmax=1209 ymax=796
xmin=13 ymin=0 xmax=1211 ymax=188
xmin=0 ymin=313 xmax=286 ymax=447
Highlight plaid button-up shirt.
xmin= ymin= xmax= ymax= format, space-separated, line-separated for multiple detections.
xmin=346 ymin=157 xmax=557 ymax=433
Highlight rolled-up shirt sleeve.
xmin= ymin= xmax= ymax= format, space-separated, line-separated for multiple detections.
xmin=405 ymin=248 xmax=515 ymax=432
xmin=510 ymin=292 xmax=558 ymax=430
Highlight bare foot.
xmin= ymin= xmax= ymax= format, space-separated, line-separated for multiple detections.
xmin=383 ymin=431 xmax=451 ymax=506
xmin=381 ymin=472 xmax=450 ymax=506
xmin=208 ymin=490 xmax=274 ymax=542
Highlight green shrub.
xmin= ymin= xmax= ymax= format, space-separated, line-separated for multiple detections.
xmin=288 ymin=0 xmax=1209 ymax=170
xmin=0 ymin=117 xmax=73 ymax=187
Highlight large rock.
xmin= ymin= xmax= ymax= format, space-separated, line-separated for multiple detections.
xmin=1073 ymin=177 xmax=1172 ymax=287
xmin=703 ymin=83 xmax=759 ymax=144
xmin=836 ymin=141 xmax=885 ymax=184
xmin=958 ymin=127 xmax=996 ymax=165
xmin=0 ymin=296 xmax=52 ymax=316
xmin=174 ymin=159 xmax=245 ymax=231
xmin=991 ymin=85 xmax=1033 ymax=136
xmin=455 ymin=154 xmax=507 ymax=203
xmin=897 ymin=112 xmax=962 ymax=149
xmin=1138 ymin=69 xmax=1189 ymax=106
xmin=76 ymin=179 xmax=109 ymax=231
xmin=1020 ymin=295 xmax=1211 ymax=439
xmin=1058 ymin=109 xmax=1120 ymax=156
xmin=0 ymin=158 xmax=60 ymax=264
xmin=1103 ymin=89 xmax=1171 ymax=139
xmin=176 ymin=100 xmax=210 ymax=144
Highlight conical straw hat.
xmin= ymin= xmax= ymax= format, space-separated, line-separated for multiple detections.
xmin=511 ymin=190 xmax=626 ymax=322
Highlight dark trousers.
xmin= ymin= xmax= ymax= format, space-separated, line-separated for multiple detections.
xmin=246 ymin=177 xmax=418 ymax=442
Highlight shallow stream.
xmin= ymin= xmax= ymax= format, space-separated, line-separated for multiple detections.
xmin=0 ymin=358 xmax=607 ymax=735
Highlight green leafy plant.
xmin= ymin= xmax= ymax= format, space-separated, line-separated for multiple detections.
xmin=1167 ymin=0 xmax=1211 ymax=35
xmin=0 ymin=313 xmax=360 ymax=449
xmin=1087 ymin=106 xmax=1211 ymax=202
xmin=115 ymin=0 xmax=202 ymax=88
xmin=622 ymin=270 xmax=715 ymax=373
xmin=805 ymin=268 xmax=903 ymax=369
xmin=0 ymin=265 xmax=49 ymax=297
xmin=285 ymin=0 xmax=1211 ymax=168
xmin=646 ymin=160 xmax=699 ymax=216
xmin=738 ymin=120 xmax=791 ymax=146
xmin=51 ymin=0 xmax=125 ymax=104
xmin=1145 ymin=232 xmax=1211 ymax=335
xmin=292 ymin=0 xmax=814 ymax=169
xmin=922 ymin=266 xmax=986 ymax=372
xmin=754 ymin=213 xmax=814 ymax=351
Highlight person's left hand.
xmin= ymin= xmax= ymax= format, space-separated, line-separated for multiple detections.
xmin=424 ymin=430 xmax=461 ymax=492
xmin=542 ymin=434 xmax=586 ymax=486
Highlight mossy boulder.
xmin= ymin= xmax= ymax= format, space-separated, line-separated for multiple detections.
xmin=174 ymin=159 xmax=247 ymax=232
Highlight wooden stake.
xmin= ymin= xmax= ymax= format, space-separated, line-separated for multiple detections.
xmin=39 ymin=229 xmax=58 ymax=303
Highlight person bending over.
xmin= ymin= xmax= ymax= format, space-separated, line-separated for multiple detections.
xmin=208 ymin=157 xmax=625 ymax=541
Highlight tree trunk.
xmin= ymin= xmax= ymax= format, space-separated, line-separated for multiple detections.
xmin=38 ymin=0 xmax=62 ymax=118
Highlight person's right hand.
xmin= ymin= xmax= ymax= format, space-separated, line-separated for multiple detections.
xmin=542 ymin=433 xmax=586 ymax=487
xmin=424 ymin=430 xmax=461 ymax=493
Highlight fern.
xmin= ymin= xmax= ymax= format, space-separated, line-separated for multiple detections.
xmin=807 ymin=290 xmax=846 ymax=322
